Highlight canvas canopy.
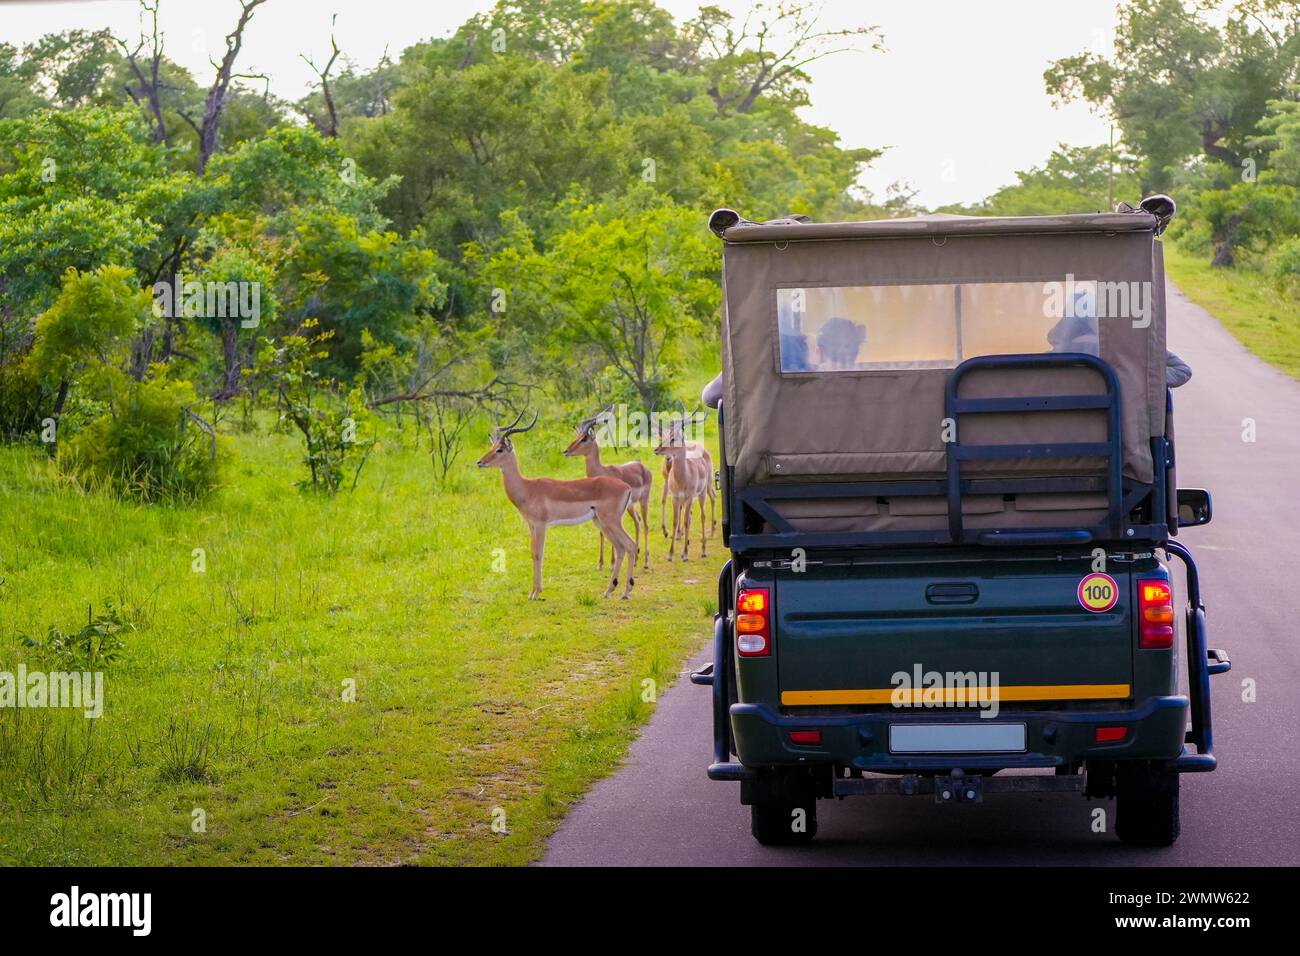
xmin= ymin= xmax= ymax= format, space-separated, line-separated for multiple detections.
xmin=716 ymin=209 xmax=1168 ymax=501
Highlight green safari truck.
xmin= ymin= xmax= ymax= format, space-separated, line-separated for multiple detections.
xmin=692 ymin=197 xmax=1229 ymax=847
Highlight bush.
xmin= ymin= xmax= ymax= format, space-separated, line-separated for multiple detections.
xmin=249 ymin=320 xmax=375 ymax=493
xmin=1180 ymin=182 xmax=1300 ymax=267
xmin=20 ymin=604 xmax=131 ymax=670
xmin=0 ymin=359 xmax=54 ymax=442
xmin=1273 ymin=236 xmax=1300 ymax=297
xmin=60 ymin=374 xmax=223 ymax=502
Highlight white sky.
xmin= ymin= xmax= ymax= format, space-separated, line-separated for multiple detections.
xmin=0 ymin=0 xmax=1121 ymax=207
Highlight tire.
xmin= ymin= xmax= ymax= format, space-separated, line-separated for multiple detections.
xmin=750 ymin=799 xmax=818 ymax=846
xmin=1115 ymin=763 xmax=1180 ymax=847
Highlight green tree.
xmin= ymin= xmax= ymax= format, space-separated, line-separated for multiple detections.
xmin=1045 ymin=0 xmax=1300 ymax=191
xmin=28 ymin=265 xmax=149 ymax=422
xmin=475 ymin=190 xmax=719 ymax=409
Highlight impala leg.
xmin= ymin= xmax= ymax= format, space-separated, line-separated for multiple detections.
xmin=661 ymin=480 xmax=670 ymax=538
xmin=529 ymin=524 xmax=547 ymax=600
xmin=619 ymin=523 xmax=638 ymax=599
xmin=698 ymin=493 xmax=708 ymax=558
xmin=666 ymin=499 xmax=678 ymax=562
xmin=599 ymin=515 xmax=629 ymax=598
xmin=709 ymin=486 xmax=717 ymax=534
xmin=681 ymin=497 xmax=692 ymax=560
xmin=626 ymin=503 xmax=644 ymax=572
xmin=639 ymin=495 xmax=650 ymax=569
xmin=598 ymin=531 xmax=605 ymax=570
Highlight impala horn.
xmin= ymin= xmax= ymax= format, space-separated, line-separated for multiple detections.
xmin=497 ymin=409 xmax=538 ymax=439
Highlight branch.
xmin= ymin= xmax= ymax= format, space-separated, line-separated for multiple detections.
xmin=196 ymin=0 xmax=269 ymax=173
xmin=300 ymin=16 xmax=342 ymax=137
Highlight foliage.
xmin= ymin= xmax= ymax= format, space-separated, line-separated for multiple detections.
xmin=59 ymin=372 xmax=224 ymax=502
xmin=0 ymin=108 xmax=162 ymax=314
xmin=251 ymin=320 xmax=375 ymax=493
xmin=472 ymin=189 xmax=719 ymax=408
xmin=20 ymin=603 xmax=131 ymax=670
xmin=1177 ymin=181 xmax=1300 ymax=266
xmin=279 ymin=209 xmax=444 ymax=374
xmin=1045 ymin=0 xmax=1300 ymax=193
xmin=28 ymin=265 xmax=147 ymax=385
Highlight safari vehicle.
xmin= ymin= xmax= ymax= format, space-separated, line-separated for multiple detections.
xmin=691 ymin=197 xmax=1230 ymax=847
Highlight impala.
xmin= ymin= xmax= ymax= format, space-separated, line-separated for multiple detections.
xmin=659 ymin=405 xmax=716 ymax=541
xmin=563 ymin=406 xmax=653 ymax=570
xmin=654 ymin=409 xmax=712 ymax=561
xmin=478 ymin=410 xmax=638 ymax=599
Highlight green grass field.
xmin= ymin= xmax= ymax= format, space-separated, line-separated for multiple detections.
xmin=0 ymin=408 xmax=724 ymax=865
xmin=1164 ymin=244 xmax=1300 ymax=378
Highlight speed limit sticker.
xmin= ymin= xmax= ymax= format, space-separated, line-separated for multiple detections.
xmin=1077 ymin=572 xmax=1119 ymax=612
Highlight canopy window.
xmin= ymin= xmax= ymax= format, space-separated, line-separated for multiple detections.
xmin=775 ymin=282 xmax=1103 ymax=374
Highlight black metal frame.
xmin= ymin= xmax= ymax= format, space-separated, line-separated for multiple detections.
xmin=724 ymin=353 xmax=1172 ymax=552
xmin=1166 ymin=539 xmax=1231 ymax=772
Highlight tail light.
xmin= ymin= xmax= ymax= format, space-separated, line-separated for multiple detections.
xmin=735 ymin=587 xmax=771 ymax=656
xmin=1138 ymin=579 xmax=1175 ymax=649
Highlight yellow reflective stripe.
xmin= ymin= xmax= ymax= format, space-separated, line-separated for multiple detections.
xmin=779 ymin=684 xmax=1131 ymax=706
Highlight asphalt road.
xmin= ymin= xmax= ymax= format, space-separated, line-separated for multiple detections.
xmin=541 ymin=283 xmax=1300 ymax=866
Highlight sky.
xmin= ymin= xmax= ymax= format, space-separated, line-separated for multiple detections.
xmin=0 ymin=0 xmax=1121 ymax=208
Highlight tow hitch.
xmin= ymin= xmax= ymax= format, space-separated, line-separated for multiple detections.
xmin=935 ymin=770 xmax=982 ymax=804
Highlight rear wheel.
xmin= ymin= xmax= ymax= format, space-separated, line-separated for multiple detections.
xmin=750 ymin=799 xmax=818 ymax=846
xmin=1115 ymin=762 xmax=1180 ymax=847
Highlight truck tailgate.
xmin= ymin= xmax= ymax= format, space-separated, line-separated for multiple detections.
xmin=774 ymin=556 xmax=1133 ymax=708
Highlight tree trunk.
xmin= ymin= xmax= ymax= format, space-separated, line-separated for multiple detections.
xmin=1211 ymin=213 xmax=1244 ymax=268
xmin=215 ymin=323 xmax=241 ymax=400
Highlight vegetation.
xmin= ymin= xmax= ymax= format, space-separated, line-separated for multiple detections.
xmin=0 ymin=0 xmax=881 ymax=864
xmin=0 ymin=412 xmax=719 ymax=864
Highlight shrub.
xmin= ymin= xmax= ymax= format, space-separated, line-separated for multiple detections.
xmin=1180 ymin=182 xmax=1300 ymax=267
xmin=60 ymin=373 xmax=223 ymax=502
xmin=250 ymin=319 xmax=375 ymax=493
xmin=1273 ymin=236 xmax=1300 ymax=297
xmin=0 ymin=359 xmax=54 ymax=442
xmin=20 ymin=603 xmax=131 ymax=670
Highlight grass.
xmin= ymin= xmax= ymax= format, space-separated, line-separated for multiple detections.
xmin=1164 ymin=243 xmax=1300 ymax=378
xmin=0 ymin=407 xmax=723 ymax=865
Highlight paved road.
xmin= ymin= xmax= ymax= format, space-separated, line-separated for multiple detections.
xmin=541 ymin=283 xmax=1300 ymax=865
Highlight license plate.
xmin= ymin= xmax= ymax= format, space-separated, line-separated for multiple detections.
xmin=889 ymin=722 xmax=1026 ymax=754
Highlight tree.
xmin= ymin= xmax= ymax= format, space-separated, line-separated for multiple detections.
xmin=278 ymin=209 xmax=444 ymax=375
xmin=1045 ymin=0 xmax=1300 ymax=192
xmin=1180 ymin=181 xmax=1300 ymax=266
xmin=28 ymin=265 xmax=149 ymax=422
xmin=683 ymin=1 xmax=883 ymax=117
xmin=194 ymin=0 xmax=269 ymax=173
xmin=476 ymin=191 xmax=720 ymax=409
xmin=300 ymin=17 xmax=342 ymax=138
xmin=0 ymin=107 xmax=162 ymax=315
xmin=1252 ymin=86 xmax=1300 ymax=186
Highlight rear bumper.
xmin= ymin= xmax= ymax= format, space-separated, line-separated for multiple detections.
xmin=723 ymin=694 xmax=1194 ymax=777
